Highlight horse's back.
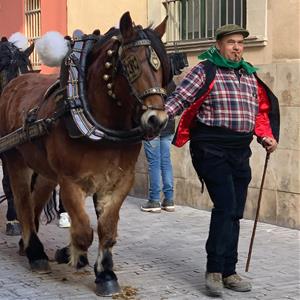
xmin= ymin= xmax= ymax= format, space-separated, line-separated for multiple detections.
xmin=0 ymin=73 xmax=58 ymax=135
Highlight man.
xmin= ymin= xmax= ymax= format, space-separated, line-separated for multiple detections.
xmin=165 ymin=24 xmax=279 ymax=296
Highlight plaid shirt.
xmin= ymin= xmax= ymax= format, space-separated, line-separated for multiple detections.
xmin=166 ymin=62 xmax=259 ymax=133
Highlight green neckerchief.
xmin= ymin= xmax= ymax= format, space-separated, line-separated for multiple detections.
xmin=198 ymin=46 xmax=258 ymax=75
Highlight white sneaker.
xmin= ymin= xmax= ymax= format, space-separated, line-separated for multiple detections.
xmin=58 ymin=212 xmax=71 ymax=228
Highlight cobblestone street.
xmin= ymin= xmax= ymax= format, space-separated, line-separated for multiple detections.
xmin=0 ymin=195 xmax=299 ymax=300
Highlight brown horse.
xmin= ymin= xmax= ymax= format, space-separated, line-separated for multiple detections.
xmin=0 ymin=12 xmax=170 ymax=296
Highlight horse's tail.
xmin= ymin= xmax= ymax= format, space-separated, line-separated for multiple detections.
xmin=31 ymin=172 xmax=59 ymax=224
xmin=0 ymin=194 xmax=7 ymax=204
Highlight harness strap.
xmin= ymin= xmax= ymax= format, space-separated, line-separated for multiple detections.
xmin=0 ymin=118 xmax=53 ymax=154
xmin=138 ymin=87 xmax=167 ymax=99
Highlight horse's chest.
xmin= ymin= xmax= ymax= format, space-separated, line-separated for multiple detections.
xmin=77 ymin=164 xmax=130 ymax=195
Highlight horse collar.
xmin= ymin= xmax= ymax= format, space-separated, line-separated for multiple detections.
xmin=60 ymin=34 xmax=145 ymax=143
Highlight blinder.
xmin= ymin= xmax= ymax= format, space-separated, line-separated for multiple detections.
xmin=122 ymin=54 xmax=141 ymax=83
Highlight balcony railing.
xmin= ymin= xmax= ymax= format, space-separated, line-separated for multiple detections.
xmin=25 ymin=0 xmax=41 ymax=70
xmin=163 ymin=0 xmax=246 ymax=43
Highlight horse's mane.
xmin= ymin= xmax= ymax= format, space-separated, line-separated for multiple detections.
xmin=95 ymin=27 xmax=120 ymax=49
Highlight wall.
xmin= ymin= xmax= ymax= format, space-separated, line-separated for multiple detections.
xmin=40 ymin=0 xmax=67 ymax=74
xmin=66 ymin=0 xmax=148 ymax=36
xmin=0 ymin=0 xmax=24 ymax=37
xmin=131 ymin=0 xmax=300 ymax=229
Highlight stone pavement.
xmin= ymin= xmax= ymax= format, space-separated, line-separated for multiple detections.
xmin=0 ymin=196 xmax=299 ymax=300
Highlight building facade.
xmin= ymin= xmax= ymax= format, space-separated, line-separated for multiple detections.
xmin=0 ymin=0 xmax=299 ymax=229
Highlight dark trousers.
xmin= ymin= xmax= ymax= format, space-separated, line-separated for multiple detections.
xmin=190 ymin=142 xmax=252 ymax=277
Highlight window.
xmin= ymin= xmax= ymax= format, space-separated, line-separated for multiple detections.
xmin=25 ymin=0 xmax=41 ymax=69
xmin=163 ymin=0 xmax=246 ymax=42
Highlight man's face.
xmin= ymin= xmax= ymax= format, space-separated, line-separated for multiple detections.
xmin=216 ymin=33 xmax=244 ymax=62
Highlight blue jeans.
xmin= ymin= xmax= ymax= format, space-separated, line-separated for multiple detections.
xmin=143 ymin=135 xmax=174 ymax=202
xmin=190 ymin=142 xmax=252 ymax=276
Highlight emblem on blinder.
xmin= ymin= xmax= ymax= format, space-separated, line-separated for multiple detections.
xmin=122 ymin=55 xmax=141 ymax=83
xmin=149 ymin=46 xmax=161 ymax=71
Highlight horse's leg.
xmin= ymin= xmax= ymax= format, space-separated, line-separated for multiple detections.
xmin=1 ymin=158 xmax=21 ymax=236
xmin=94 ymin=171 xmax=135 ymax=296
xmin=4 ymin=152 xmax=51 ymax=273
xmin=17 ymin=174 xmax=57 ymax=257
xmin=31 ymin=174 xmax=57 ymax=231
xmin=55 ymin=179 xmax=93 ymax=269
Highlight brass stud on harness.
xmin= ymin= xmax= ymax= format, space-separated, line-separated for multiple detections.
xmin=107 ymin=90 xmax=113 ymax=96
xmin=105 ymin=62 xmax=112 ymax=69
xmin=107 ymin=50 xmax=114 ymax=57
xmin=107 ymin=83 xmax=113 ymax=89
xmin=103 ymin=74 xmax=110 ymax=81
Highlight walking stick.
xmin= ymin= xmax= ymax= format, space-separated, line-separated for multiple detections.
xmin=245 ymin=152 xmax=270 ymax=272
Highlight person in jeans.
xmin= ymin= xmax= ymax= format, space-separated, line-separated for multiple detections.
xmin=141 ymin=117 xmax=175 ymax=213
xmin=165 ymin=24 xmax=279 ymax=296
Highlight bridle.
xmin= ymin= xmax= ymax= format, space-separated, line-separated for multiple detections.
xmin=103 ymin=29 xmax=167 ymax=111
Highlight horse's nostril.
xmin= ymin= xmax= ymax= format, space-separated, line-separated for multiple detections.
xmin=148 ymin=115 xmax=160 ymax=129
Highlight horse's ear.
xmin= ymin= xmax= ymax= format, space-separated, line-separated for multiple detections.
xmin=120 ymin=11 xmax=134 ymax=40
xmin=23 ymin=43 xmax=34 ymax=57
xmin=154 ymin=16 xmax=168 ymax=39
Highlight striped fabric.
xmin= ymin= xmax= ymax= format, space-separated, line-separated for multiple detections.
xmin=166 ymin=62 xmax=259 ymax=133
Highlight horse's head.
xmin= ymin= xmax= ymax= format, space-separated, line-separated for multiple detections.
xmin=88 ymin=12 xmax=171 ymax=139
xmin=0 ymin=36 xmax=34 ymax=93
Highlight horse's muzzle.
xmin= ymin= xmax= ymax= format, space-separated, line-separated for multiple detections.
xmin=141 ymin=110 xmax=168 ymax=137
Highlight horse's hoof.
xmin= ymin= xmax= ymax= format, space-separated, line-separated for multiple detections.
xmin=95 ymin=279 xmax=121 ymax=296
xmin=30 ymin=259 xmax=51 ymax=274
xmin=6 ymin=221 xmax=22 ymax=236
xmin=76 ymin=254 xmax=89 ymax=269
xmin=55 ymin=247 xmax=69 ymax=264
xmin=95 ymin=270 xmax=120 ymax=296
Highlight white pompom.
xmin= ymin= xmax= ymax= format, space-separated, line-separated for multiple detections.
xmin=36 ymin=31 xmax=69 ymax=67
xmin=8 ymin=32 xmax=29 ymax=51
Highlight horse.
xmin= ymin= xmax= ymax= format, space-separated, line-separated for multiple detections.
xmin=0 ymin=12 xmax=171 ymax=296
xmin=0 ymin=34 xmax=34 ymax=235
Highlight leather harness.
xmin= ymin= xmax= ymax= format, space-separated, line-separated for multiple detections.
xmin=0 ymin=28 xmax=170 ymax=154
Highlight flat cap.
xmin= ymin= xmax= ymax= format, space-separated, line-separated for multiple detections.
xmin=215 ymin=24 xmax=249 ymax=40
